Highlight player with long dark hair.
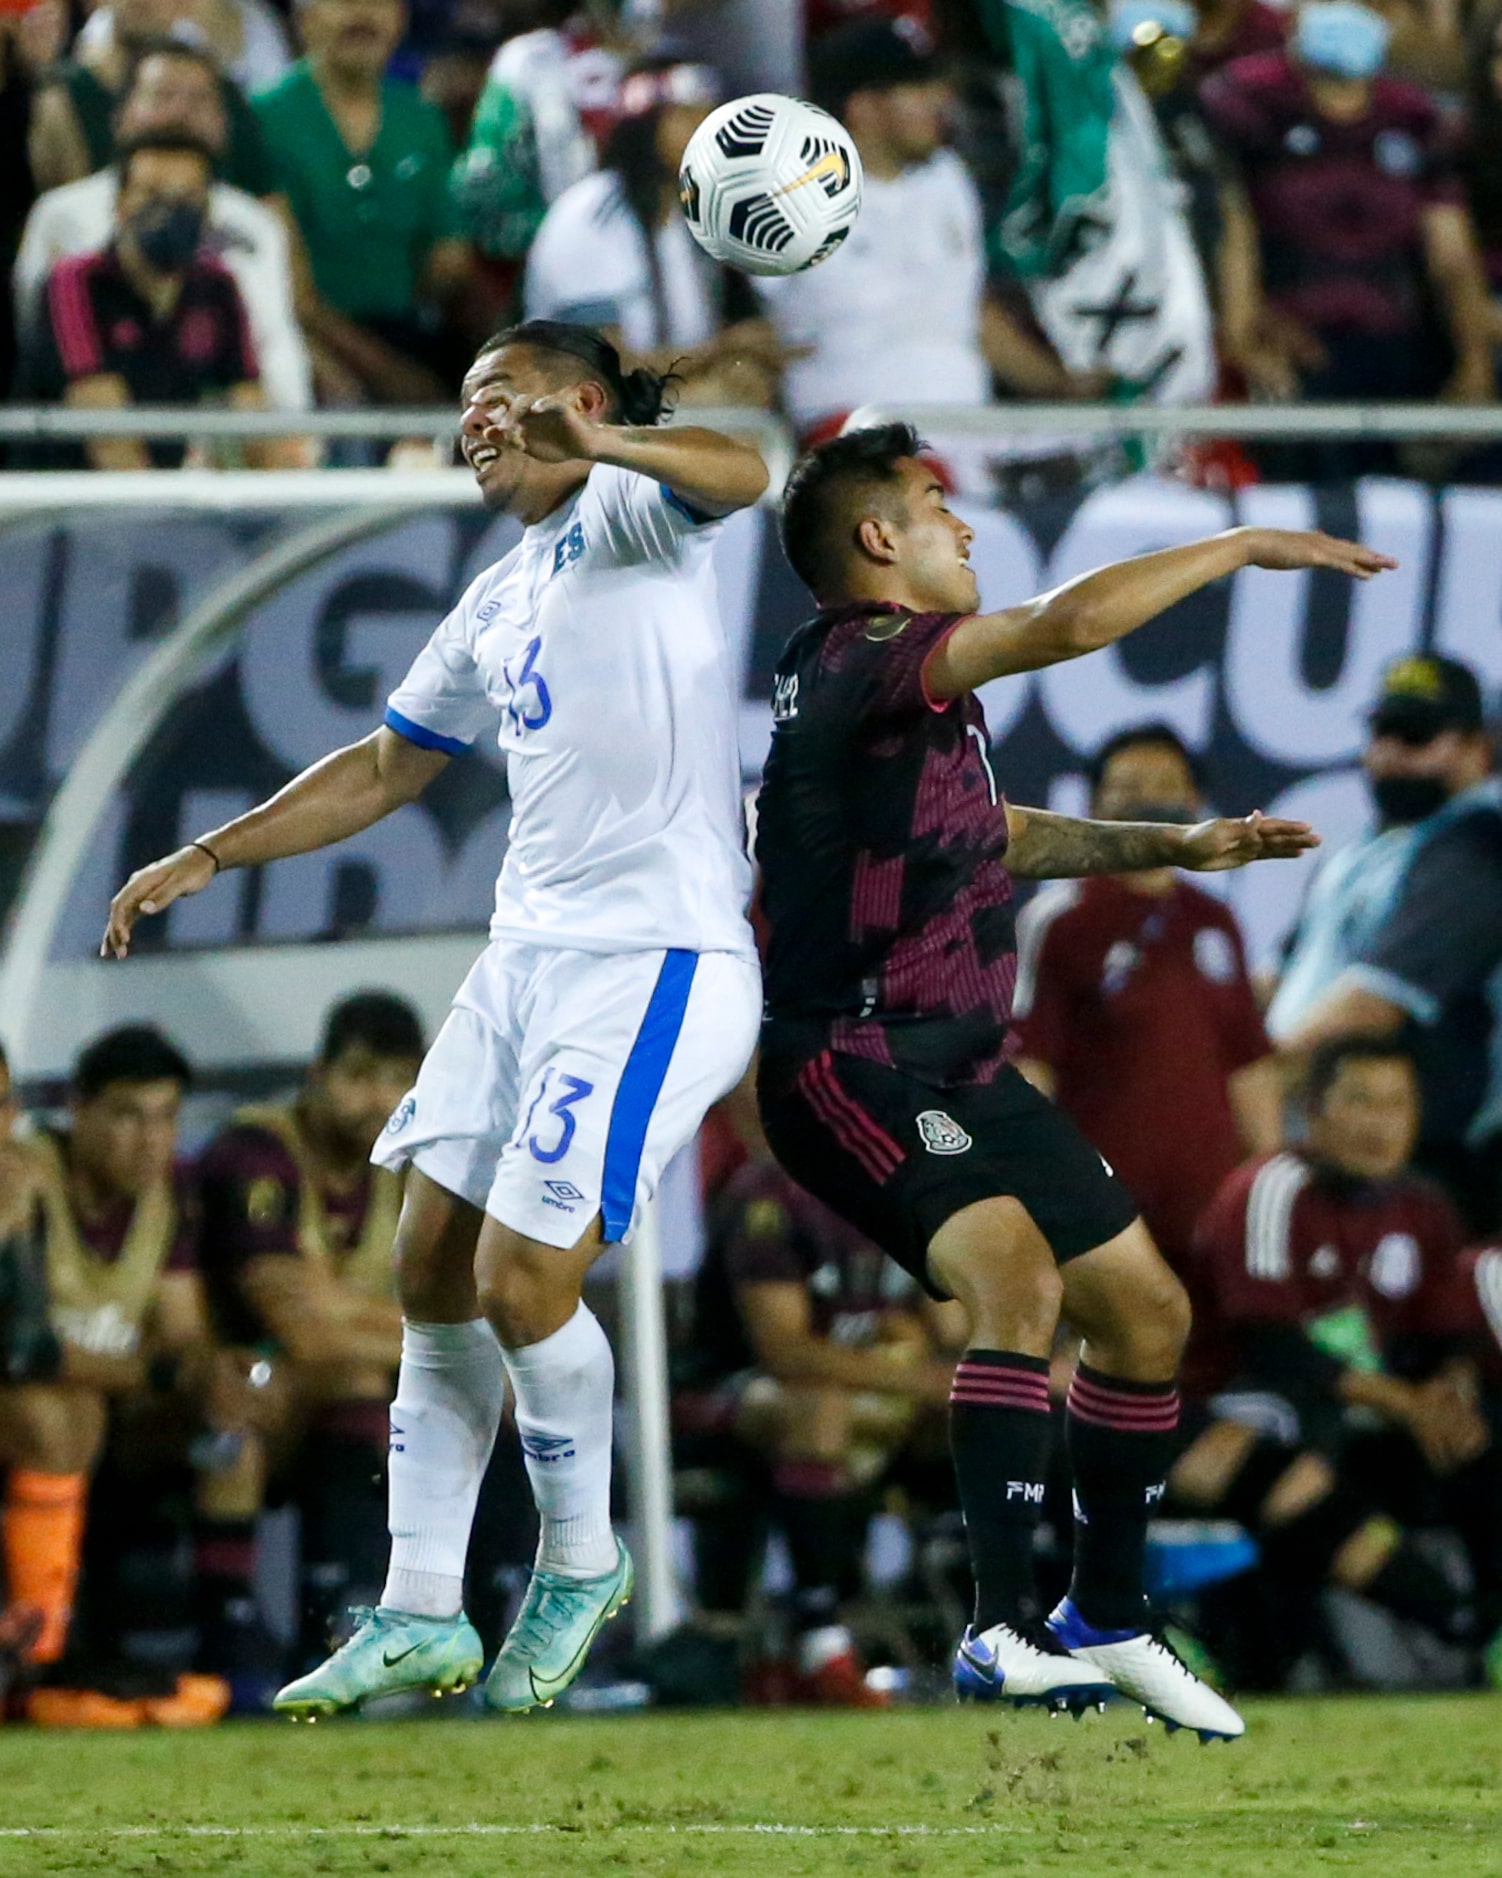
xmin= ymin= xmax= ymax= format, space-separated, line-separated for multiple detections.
xmin=104 ymin=320 xmax=769 ymax=1718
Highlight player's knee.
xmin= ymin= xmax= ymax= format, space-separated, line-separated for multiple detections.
xmin=475 ymin=1244 xmax=577 ymax=1348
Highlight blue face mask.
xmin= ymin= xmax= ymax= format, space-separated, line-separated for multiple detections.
xmin=1294 ymin=1 xmax=1391 ymax=79
xmin=1109 ymin=0 xmax=1197 ymax=50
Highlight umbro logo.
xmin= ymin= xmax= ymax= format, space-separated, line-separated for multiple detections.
xmin=545 ymin=1180 xmax=585 ymax=1201
xmin=521 ymin=1432 xmax=575 ymax=1464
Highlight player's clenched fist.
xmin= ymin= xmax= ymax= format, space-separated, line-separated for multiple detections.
xmin=101 ymin=843 xmax=217 ymax=959
xmin=1179 ymin=811 xmax=1321 ymax=872
xmin=1230 ymin=526 xmax=1397 ymax=579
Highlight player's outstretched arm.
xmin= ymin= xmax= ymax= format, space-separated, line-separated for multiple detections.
xmin=1004 ymin=804 xmax=1320 ymax=879
xmin=101 ymin=726 xmax=448 ymax=959
xmin=497 ymin=392 xmax=769 ymax=517
xmin=925 ymin=527 xmax=1396 ymax=700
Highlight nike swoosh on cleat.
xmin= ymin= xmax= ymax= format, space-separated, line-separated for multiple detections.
xmin=382 ymin=1643 xmax=425 ymax=1667
xmin=957 ymin=1644 xmax=997 ymax=1683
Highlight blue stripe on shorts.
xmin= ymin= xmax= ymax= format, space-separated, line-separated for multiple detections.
xmin=599 ymin=950 xmax=698 ymax=1242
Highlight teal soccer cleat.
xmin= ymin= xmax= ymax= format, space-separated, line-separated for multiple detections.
xmin=483 ymin=1539 xmax=634 ymax=1713
xmin=272 ymin=1607 xmax=484 ymax=1719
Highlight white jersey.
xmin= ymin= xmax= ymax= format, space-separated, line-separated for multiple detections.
xmin=385 ymin=463 xmax=755 ymax=958
xmin=758 ymin=149 xmax=991 ymax=429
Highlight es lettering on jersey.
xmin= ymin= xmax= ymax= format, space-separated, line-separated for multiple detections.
xmin=384 ymin=464 xmax=755 ymax=957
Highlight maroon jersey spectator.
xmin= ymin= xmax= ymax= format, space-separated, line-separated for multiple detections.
xmin=1017 ymin=879 xmax=1270 ymax=1261
xmin=1203 ymin=29 xmax=1495 ymax=466
xmin=1014 ymin=725 xmax=1277 ymax=1272
xmin=1194 ymin=1145 xmax=1468 ymax=1373
xmin=681 ymin=1150 xmax=954 ymax=1706
xmin=196 ymin=1117 xmax=391 ymax=1350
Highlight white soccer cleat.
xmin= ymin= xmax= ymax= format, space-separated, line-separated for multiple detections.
xmin=952 ymin=1619 xmax=1117 ymax=1713
xmin=1046 ymin=1597 xmax=1245 ymax=1740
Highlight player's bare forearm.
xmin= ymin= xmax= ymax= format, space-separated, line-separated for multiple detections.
xmin=925 ymin=528 xmax=1394 ymax=697
xmin=588 ymin=423 xmax=769 ymax=516
xmin=1004 ymin=804 xmax=1320 ymax=879
xmin=1004 ymin=806 xmax=1185 ymax=879
xmin=102 ymin=727 xmax=447 ymax=957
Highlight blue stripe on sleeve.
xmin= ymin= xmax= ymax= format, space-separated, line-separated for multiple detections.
xmin=383 ymin=706 xmax=471 ymax=757
xmin=659 ymin=483 xmax=718 ymax=527
xmin=599 ymin=949 xmax=699 ymax=1242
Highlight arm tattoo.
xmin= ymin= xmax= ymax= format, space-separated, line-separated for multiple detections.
xmin=1006 ymin=809 xmax=1185 ymax=880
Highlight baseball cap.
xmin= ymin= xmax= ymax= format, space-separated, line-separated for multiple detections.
xmin=808 ymin=17 xmax=939 ymax=116
xmin=1368 ymin=654 xmax=1485 ymax=740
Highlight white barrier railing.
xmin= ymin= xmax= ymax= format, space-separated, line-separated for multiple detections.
xmin=6 ymin=400 xmax=1502 ymax=442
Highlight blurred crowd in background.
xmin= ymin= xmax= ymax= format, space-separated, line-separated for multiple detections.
xmin=2 ymin=646 xmax=1501 ymax=1723
xmin=6 ymin=0 xmax=1502 ymax=477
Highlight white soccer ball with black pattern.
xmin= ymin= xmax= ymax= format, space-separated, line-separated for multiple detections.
xmin=678 ymin=93 xmax=863 ymax=277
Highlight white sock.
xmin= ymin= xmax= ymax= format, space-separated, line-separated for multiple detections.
xmin=502 ymin=1301 xmax=617 ymax=1579
xmin=381 ymin=1319 xmax=504 ymax=1619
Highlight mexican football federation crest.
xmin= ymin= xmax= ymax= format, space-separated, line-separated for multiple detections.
xmin=917 ymin=1110 xmax=972 ymax=1155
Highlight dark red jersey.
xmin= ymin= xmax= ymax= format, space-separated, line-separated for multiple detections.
xmin=1191 ymin=1151 xmax=1469 ymax=1385
xmin=1014 ymin=875 xmax=1269 ymax=1265
xmin=1199 ymin=51 xmax=1463 ymax=339
xmin=19 ymin=248 xmax=259 ymax=469
xmin=756 ymin=603 xmax=1017 ymax=1088
xmin=196 ymin=1117 xmax=383 ymax=1344
xmin=689 ymin=1157 xmax=912 ymax=1384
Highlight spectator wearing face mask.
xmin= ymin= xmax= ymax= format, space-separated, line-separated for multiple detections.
xmin=13 ymin=133 xmax=301 ymax=469
xmin=1013 ymin=724 xmax=1280 ymax=1277
xmin=1269 ymin=655 xmax=1502 ymax=1233
xmin=1202 ymin=0 xmax=1496 ymax=475
xmin=14 ymin=41 xmax=312 ymax=412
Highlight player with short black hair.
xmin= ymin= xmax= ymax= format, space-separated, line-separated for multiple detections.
xmin=755 ymin=423 xmax=1393 ymax=1735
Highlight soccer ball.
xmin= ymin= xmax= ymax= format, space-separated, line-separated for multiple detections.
xmin=678 ymin=93 xmax=863 ymax=278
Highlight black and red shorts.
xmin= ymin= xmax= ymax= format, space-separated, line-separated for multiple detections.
xmin=757 ymin=1049 xmax=1139 ymax=1298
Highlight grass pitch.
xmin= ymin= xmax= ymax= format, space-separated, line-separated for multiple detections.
xmin=0 ymin=1696 xmax=1497 ymax=1878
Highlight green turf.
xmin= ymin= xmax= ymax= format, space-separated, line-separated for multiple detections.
xmin=0 ymin=1697 xmax=1498 ymax=1878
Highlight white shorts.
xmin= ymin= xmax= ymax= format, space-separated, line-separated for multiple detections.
xmin=372 ymin=941 xmax=761 ymax=1248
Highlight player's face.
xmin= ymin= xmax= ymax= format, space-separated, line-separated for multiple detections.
xmin=459 ymin=346 xmax=572 ymax=513
xmin=1093 ymin=742 xmax=1202 ymax=823
xmin=887 ymin=460 xmax=979 ymax=612
xmin=0 ymin=1060 xmax=17 ymax=1145
xmin=1308 ymin=1057 xmax=1419 ymax=1181
xmin=69 ymin=1078 xmax=183 ymax=1197
xmin=312 ymin=1045 xmax=420 ymax=1156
